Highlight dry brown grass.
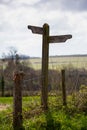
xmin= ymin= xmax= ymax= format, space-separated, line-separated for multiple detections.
xmin=0 ymin=104 xmax=10 ymax=111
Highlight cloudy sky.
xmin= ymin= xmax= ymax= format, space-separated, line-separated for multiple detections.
xmin=0 ymin=0 xmax=87 ymax=57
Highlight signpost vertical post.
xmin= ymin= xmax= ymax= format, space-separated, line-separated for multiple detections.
xmin=41 ymin=24 xmax=49 ymax=109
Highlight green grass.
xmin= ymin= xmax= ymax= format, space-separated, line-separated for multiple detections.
xmin=0 ymin=96 xmax=87 ymax=130
xmin=0 ymin=97 xmax=13 ymax=104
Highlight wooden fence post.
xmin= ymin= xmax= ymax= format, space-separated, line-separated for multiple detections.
xmin=1 ymin=75 xmax=5 ymax=97
xmin=13 ymin=71 xmax=24 ymax=130
xmin=61 ymin=69 xmax=67 ymax=106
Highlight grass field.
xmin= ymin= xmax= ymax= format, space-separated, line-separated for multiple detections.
xmin=1 ymin=55 xmax=87 ymax=70
xmin=29 ymin=55 xmax=87 ymax=70
xmin=0 ymin=96 xmax=87 ymax=130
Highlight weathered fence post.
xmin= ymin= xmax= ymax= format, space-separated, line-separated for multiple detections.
xmin=61 ymin=69 xmax=67 ymax=106
xmin=13 ymin=71 xmax=24 ymax=130
xmin=1 ymin=75 xmax=5 ymax=97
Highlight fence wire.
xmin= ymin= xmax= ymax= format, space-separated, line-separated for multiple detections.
xmin=0 ymin=59 xmax=87 ymax=112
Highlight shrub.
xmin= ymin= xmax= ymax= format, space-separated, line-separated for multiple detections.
xmin=75 ymin=85 xmax=87 ymax=113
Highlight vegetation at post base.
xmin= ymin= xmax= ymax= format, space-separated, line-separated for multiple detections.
xmin=0 ymin=90 xmax=87 ymax=130
xmin=23 ymin=110 xmax=87 ymax=130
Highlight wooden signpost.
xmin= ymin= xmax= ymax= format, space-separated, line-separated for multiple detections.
xmin=28 ymin=23 xmax=72 ymax=110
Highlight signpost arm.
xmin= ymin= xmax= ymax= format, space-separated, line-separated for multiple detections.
xmin=41 ymin=23 xmax=49 ymax=110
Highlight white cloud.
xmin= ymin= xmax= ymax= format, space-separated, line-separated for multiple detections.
xmin=0 ymin=0 xmax=87 ymax=57
xmin=14 ymin=0 xmax=40 ymax=5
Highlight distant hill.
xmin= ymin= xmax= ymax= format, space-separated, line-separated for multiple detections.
xmin=19 ymin=54 xmax=30 ymax=60
xmin=49 ymin=54 xmax=87 ymax=58
xmin=1 ymin=54 xmax=87 ymax=60
xmin=0 ymin=54 xmax=30 ymax=60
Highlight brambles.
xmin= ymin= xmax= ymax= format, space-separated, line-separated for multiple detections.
xmin=0 ymin=96 xmax=87 ymax=130
xmin=74 ymin=85 xmax=87 ymax=113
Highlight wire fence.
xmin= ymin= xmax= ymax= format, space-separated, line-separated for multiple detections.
xmin=0 ymin=61 xmax=87 ymax=95
xmin=0 ymin=59 xmax=87 ymax=112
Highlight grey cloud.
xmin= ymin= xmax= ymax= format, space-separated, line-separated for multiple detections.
xmin=0 ymin=0 xmax=87 ymax=11
xmin=61 ymin=0 xmax=87 ymax=11
xmin=0 ymin=0 xmax=13 ymax=5
xmin=0 ymin=0 xmax=40 ymax=8
xmin=37 ymin=0 xmax=87 ymax=12
xmin=0 ymin=0 xmax=21 ymax=8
